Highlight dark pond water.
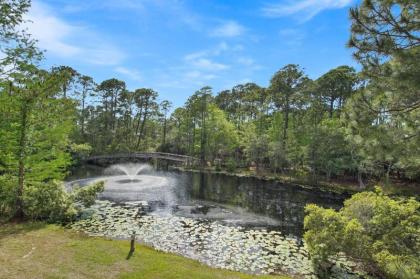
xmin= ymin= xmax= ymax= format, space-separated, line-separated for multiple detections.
xmin=67 ymin=163 xmax=347 ymax=238
xmin=67 ymin=163 xmax=369 ymax=277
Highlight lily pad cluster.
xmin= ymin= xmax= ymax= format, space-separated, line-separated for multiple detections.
xmin=71 ymin=200 xmax=372 ymax=278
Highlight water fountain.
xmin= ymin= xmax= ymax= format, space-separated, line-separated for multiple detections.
xmin=68 ymin=163 xmax=175 ymax=205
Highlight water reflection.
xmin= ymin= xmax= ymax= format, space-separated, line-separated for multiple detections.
xmin=176 ymin=172 xmax=347 ymax=236
xmin=68 ymin=164 xmax=368 ymax=278
xmin=68 ymin=164 xmax=347 ymax=238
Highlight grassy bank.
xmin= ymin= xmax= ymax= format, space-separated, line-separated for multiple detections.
xmin=0 ymin=223 xmax=290 ymax=279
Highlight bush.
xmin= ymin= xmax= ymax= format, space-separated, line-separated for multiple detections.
xmin=0 ymin=174 xmax=104 ymax=223
xmin=23 ymin=180 xmax=105 ymax=223
xmin=23 ymin=181 xmax=77 ymax=223
xmin=73 ymin=181 xmax=105 ymax=207
xmin=225 ymin=158 xmax=237 ymax=173
xmin=0 ymin=175 xmax=18 ymax=220
xmin=304 ymin=188 xmax=420 ymax=278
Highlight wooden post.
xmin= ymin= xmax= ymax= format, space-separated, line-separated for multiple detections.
xmin=130 ymin=231 xmax=136 ymax=253
xmin=126 ymin=230 xmax=136 ymax=260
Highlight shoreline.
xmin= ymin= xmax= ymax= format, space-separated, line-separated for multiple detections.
xmin=170 ymin=166 xmax=360 ymax=195
xmin=170 ymin=166 xmax=420 ymax=197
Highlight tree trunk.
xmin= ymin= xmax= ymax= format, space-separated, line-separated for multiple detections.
xmin=282 ymin=103 xmax=289 ymax=151
xmin=133 ymin=107 xmax=143 ymax=149
xmin=357 ymin=169 xmax=365 ymax=189
xmin=136 ymin=105 xmax=149 ymax=150
xmin=162 ymin=117 xmax=167 ymax=145
xmin=81 ymin=89 xmax=86 ymax=137
xmin=191 ymin=118 xmax=196 ymax=157
xmin=15 ymin=102 xmax=29 ymax=219
xmin=329 ymin=98 xmax=334 ymax=118
xmin=200 ymin=97 xmax=207 ymax=167
xmin=63 ymin=84 xmax=67 ymax=99
xmin=385 ymin=163 xmax=392 ymax=186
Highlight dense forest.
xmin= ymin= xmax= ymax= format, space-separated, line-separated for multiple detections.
xmin=0 ymin=0 xmax=418 ymax=204
xmin=1 ymin=1 xmax=419 ymax=193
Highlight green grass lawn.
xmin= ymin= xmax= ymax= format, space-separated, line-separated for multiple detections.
xmin=0 ymin=223 xmax=291 ymax=279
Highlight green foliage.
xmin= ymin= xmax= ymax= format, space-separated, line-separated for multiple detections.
xmin=316 ymin=65 xmax=357 ymax=117
xmin=225 ymin=158 xmax=237 ymax=173
xmin=0 ymin=0 xmax=41 ymax=72
xmin=23 ymin=180 xmax=77 ymax=223
xmin=0 ymin=174 xmax=104 ymax=223
xmin=206 ymin=104 xmax=239 ymax=161
xmin=242 ymin=123 xmax=269 ymax=169
xmin=22 ymin=180 xmax=104 ymax=223
xmin=73 ymin=181 xmax=105 ymax=207
xmin=0 ymin=175 xmax=18 ymax=220
xmin=348 ymin=0 xmax=419 ymax=68
xmin=70 ymin=143 xmax=93 ymax=159
xmin=307 ymin=119 xmax=356 ymax=180
xmin=303 ymin=204 xmax=346 ymax=270
xmin=304 ymin=189 xmax=420 ymax=278
xmin=344 ymin=0 xmax=420 ymax=181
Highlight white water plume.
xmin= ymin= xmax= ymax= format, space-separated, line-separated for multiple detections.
xmin=104 ymin=163 xmax=153 ymax=177
xmin=69 ymin=163 xmax=176 ymax=210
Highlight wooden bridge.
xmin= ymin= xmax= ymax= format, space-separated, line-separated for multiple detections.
xmin=85 ymin=152 xmax=197 ymax=164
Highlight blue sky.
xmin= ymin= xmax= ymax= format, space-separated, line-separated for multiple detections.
xmin=26 ymin=0 xmax=360 ymax=107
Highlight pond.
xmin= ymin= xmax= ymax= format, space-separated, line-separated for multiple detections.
xmin=67 ymin=163 xmax=369 ymax=278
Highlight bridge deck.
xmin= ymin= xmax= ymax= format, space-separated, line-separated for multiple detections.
xmin=85 ymin=152 xmax=197 ymax=163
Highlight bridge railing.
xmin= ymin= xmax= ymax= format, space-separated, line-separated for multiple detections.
xmin=86 ymin=152 xmax=197 ymax=162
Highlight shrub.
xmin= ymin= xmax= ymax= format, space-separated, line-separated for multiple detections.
xmin=73 ymin=181 xmax=105 ymax=207
xmin=23 ymin=180 xmax=105 ymax=223
xmin=23 ymin=181 xmax=77 ymax=223
xmin=0 ymin=175 xmax=18 ymax=220
xmin=304 ymin=188 xmax=420 ymax=278
xmin=0 ymin=174 xmax=104 ymax=223
xmin=225 ymin=158 xmax=237 ymax=172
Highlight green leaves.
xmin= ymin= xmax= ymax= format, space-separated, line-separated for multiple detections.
xmin=73 ymin=181 xmax=105 ymax=207
xmin=304 ymin=190 xmax=420 ymax=278
xmin=23 ymin=180 xmax=76 ymax=222
xmin=0 ymin=175 xmax=18 ymax=220
xmin=21 ymin=180 xmax=104 ymax=223
xmin=348 ymin=0 xmax=420 ymax=68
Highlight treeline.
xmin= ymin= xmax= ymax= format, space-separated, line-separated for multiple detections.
xmin=62 ymin=59 xmax=418 ymax=187
xmin=50 ymin=64 xmax=362 ymax=182
xmin=55 ymin=56 xmax=418 ymax=188
xmin=1 ymin=0 xmax=419 ymax=199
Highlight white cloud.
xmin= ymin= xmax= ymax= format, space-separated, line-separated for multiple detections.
xmin=178 ymin=42 xmax=263 ymax=87
xmin=262 ymin=0 xmax=354 ymax=21
xmin=210 ymin=21 xmax=245 ymax=38
xmin=184 ymin=42 xmax=241 ymax=61
xmin=171 ymin=43 xmax=234 ymax=87
xmin=24 ymin=2 xmax=81 ymax=57
xmin=115 ymin=66 xmax=142 ymax=81
xmin=189 ymin=58 xmax=229 ymax=71
xmin=184 ymin=44 xmax=231 ymax=72
xmin=213 ymin=42 xmax=229 ymax=55
xmin=61 ymin=0 xmax=202 ymax=31
xmin=184 ymin=51 xmax=207 ymax=61
xmin=24 ymin=1 xmax=125 ymax=65
xmin=184 ymin=70 xmax=217 ymax=80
